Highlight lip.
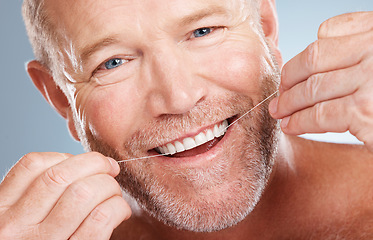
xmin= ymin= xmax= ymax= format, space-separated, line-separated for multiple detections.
xmin=148 ymin=116 xmax=237 ymax=166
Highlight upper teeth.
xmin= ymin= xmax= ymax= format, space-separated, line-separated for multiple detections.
xmin=155 ymin=120 xmax=229 ymax=156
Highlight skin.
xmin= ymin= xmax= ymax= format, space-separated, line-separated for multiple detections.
xmin=269 ymin=12 xmax=373 ymax=151
xmin=1 ymin=0 xmax=373 ymax=239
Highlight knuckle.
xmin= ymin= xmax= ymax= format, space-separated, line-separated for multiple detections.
xmin=353 ymin=92 xmax=373 ymax=117
xmin=304 ymin=74 xmax=321 ymax=103
xmin=360 ymin=57 xmax=373 ymax=81
xmin=69 ymin=181 xmax=94 ymax=203
xmin=314 ymin=102 xmax=327 ymax=131
xmin=90 ymin=204 xmax=112 ymax=225
xmin=18 ymin=152 xmax=46 ymax=173
xmin=41 ymin=167 xmax=70 ymax=187
xmin=304 ymin=41 xmax=320 ymax=73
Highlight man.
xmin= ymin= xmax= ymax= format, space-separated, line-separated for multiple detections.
xmin=0 ymin=0 xmax=372 ymax=239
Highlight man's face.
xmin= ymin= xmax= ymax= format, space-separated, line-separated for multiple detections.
xmin=47 ymin=0 xmax=280 ymax=232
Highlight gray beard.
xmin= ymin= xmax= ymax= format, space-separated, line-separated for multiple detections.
xmin=78 ymin=29 xmax=283 ymax=229
xmin=83 ymin=70 xmax=280 ymax=232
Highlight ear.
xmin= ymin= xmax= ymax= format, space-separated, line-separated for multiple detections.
xmin=260 ymin=0 xmax=282 ymax=66
xmin=27 ymin=60 xmax=80 ymax=141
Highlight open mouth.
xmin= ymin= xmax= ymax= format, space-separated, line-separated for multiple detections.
xmin=153 ymin=119 xmax=230 ymax=158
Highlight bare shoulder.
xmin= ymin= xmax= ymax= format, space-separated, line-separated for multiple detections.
xmin=290 ymin=136 xmax=373 ymax=181
xmin=285 ymin=136 xmax=373 ymax=238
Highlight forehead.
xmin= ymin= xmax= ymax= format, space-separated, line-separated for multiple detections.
xmin=46 ymin=0 xmax=249 ymax=39
xmin=46 ymin=0 xmax=247 ymax=18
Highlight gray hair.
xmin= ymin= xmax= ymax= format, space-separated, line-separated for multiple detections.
xmin=23 ymin=0 xmax=60 ymax=75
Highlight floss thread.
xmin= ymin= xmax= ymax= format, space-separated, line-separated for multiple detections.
xmin=117 ymin=90 xmax=279 ymax=163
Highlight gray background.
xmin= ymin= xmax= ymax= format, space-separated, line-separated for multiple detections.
xmin=1 ymin=0 xmax=372 ymax=178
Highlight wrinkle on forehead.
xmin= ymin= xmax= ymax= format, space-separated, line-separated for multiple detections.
xmin=45 ymin=0 xmax=256 ymax=38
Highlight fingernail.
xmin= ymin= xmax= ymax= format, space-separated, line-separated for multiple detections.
xmin=281 ymin=116 xmax=290 ymax=129
xmin=107 ymin=157 xmax=120 ymax=172
xmin=269 ymin=97 xmax=279 ymax=115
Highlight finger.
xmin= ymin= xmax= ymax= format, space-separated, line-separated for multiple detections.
xmin=280 ymin=97 xmax=352 ymax=135
xmin=70 ymin=196 xmax=131 ymax=240
xmin=0 ymin=152 xmax=72 ymax=207
xmin=8 ymin=152 xmax=119 ymax=224
xmin=270 ymin=64 xmax=362 ymax=119
xmin=281 ymin=30 xmax=373 ymax=91
xmin=318 ymin=12 xmax=373 ymax=39
xmin=38 ymin=174 xmax=123 ymax=240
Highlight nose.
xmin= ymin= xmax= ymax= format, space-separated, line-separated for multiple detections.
xmin=144 ymin=46 xmax=206 ymax=117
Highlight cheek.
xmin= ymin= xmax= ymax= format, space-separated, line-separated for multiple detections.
xmin=82 ymin=84 xmax=141 ymax=147
xmin=196 ymin=42 xmax=265 ymax=96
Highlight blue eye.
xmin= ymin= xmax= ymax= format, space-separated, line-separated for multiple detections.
xmin=192 ymin=27 xmax=212 ymax=38
xmin=104 ymin=58 xmax=126 ymax=70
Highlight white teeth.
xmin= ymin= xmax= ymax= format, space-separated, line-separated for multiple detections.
xmin=163 ymin=146 xmax=170 ymax=155
xmin=222 ymin=119 xmax=228 ymax=129
xmin=195 ymin=132 xmax=208 ymax=146
xmin=183 ymin=137 xmax=197 ymax=150
xmin=213 ymin=124 xmax=221 ymax=138
xmin=174 ymin=141 xmax=185 ymax=153
xmin=167 ymin=143 xmax=176 ymax=155
xmin=206 ymin=129 xmax=214 ymax=141
xmin=156 ymin=119 xmax=229 ymax=156
xmin=159 ymin=146 xmax=165 ymax=154
xmin=220 ymin=120 xmax=228 ymax=135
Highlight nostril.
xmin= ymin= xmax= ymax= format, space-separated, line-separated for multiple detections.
xmin=146 ymin=77 xmax=207 ymax=117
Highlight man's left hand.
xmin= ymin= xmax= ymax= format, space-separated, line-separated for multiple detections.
xmin=269 ymin=11 xmax=373 ymax=151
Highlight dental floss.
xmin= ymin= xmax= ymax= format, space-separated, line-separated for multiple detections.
xmin=117 ymin=90 xmax=279 ymax=163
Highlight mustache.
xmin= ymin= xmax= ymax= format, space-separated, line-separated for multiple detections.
xmin=123 ymin=92 xmax=255 ymax=157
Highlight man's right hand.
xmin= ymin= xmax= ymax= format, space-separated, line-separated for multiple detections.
xmin=0 ymin=152 xmax=131 ymax=239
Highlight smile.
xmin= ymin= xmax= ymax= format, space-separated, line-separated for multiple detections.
xmin=155 ymin=120 xmax=229 ymax=156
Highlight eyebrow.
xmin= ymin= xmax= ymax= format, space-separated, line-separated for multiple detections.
xmin=79 ymin=6 xmax=229 ymax=65
xmin=178 ymin=6 xmax=229 ymax=27
xmin=80 ymin=36 xmax=121 ymax=66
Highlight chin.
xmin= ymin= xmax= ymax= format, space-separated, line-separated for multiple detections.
xmin=117 ymin=101 xmax=279 ymax=232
